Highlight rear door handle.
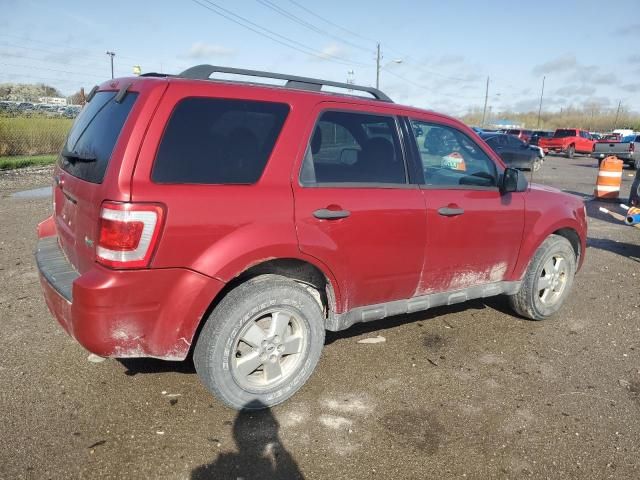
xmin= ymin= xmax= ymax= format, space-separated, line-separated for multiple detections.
xmin=438 ymin=207 xmax=464 ymax=217
xmin=313 ymin=208 xmax=351 ymax=220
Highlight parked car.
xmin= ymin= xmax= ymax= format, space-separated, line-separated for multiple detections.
xmin=35 ymin=65 xmax=587 ymax=410
xmin=592 ymin=134 xmax=640 ymax=169
xmin=505 ymin=128 xmax=533 ymax=143
xmin=538 ymin=129 xmax=595 ymax=158
xmin=530 ymin=130 xmax=554 ymax=146
xmin=480 ymin=132 xmax=543 ymax=171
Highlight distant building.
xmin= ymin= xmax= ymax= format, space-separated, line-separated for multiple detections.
xmin=490 ymin=118 xmax=523 ymax=129
xmin=38 ymin=96 xmax=67 ymax=106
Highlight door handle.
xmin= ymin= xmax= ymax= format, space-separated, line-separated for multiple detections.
xmin=438 ymin=206 xmax=464 ymax=217
xmin=313 ymin=208 xmax=351 ymax=220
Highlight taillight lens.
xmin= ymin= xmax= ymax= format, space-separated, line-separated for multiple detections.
xmin=96 ymin=202 xmax=165 ymax=269
xmin=630 ymin=143 xmax=635 ymax=153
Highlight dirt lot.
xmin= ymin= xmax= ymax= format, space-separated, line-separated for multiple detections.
xmin=1 ymin=156 xmax=639 ymax=480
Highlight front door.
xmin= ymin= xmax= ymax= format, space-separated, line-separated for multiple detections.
xmin=407 ymin=118 xmax=525 ymax=294
xmin=293 ymin=104 xmax=427 ymax=312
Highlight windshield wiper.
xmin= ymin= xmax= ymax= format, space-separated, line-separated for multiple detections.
xmin=61 ymin=147 xmax=97 ymax=164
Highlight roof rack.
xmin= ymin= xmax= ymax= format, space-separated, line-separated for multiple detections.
xmin=177 ymin=64 xmax=393 ymax=102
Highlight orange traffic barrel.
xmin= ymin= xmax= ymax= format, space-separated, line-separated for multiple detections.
xmin=594 ymin=156 xmax=623 ymax=199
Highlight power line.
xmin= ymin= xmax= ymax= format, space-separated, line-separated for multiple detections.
xmin=283 ymin=2 xmax=493 ymax=85
xmin=255 ymin=0 xmax=372 ymax=53
xmin=286 ymin=0 xmax=378 ymax=45
xmin=190 ymin=0 xmax=369 ymax=67
xmin=0 ymin=62 xmax=107 ymax=80
xmin=382 ymin=68 xmax=483 ymax=102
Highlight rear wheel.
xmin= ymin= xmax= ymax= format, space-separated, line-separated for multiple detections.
xmin=566 ymin=145 xmax=575 ymax=158
xmin=194 ymin=275 xmax=325 ymax=410
xmin=508 ymin=235 xmax=577 ymax=320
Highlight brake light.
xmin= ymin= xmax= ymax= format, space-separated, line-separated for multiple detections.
xmin=96 ymin=202 xmax=165 ymax=269
xmin=630 ymin=143 xmax=635 ymax=153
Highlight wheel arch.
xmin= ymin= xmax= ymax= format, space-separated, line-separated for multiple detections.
xmin=189 ymin=257 xmax=340 ymax=355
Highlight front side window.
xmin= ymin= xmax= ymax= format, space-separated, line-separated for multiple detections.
xmin=152 ymin=98 xmax=289 ymax=184
xmin=300 ymin=111 xmax=407 ymax=185
xmin=409 ymin=120 xmax=498 ymax=188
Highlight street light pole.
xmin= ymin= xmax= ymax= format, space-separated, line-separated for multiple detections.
xmin=536 ymin=76 xmax=545 ymax=128
xmin=481 ymin=76 xmax=490 ymax=127
xmin=375 ymin=43 xmax=402 ymax=90
xmin=375 ymin=43 xmax=381 ymax=89
xmin=106 ymin=51 xmax=116 ymax=79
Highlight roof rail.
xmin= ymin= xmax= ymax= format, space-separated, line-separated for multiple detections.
xmin=177 ymin=64 xmax=393 ymax=102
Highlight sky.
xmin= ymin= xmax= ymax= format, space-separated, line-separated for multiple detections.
xmin=1 ymin=0 xmax=639 ymax=117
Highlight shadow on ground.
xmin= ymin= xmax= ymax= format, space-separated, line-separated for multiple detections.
xmin=191 ymin=400 xmax=303 ymax=479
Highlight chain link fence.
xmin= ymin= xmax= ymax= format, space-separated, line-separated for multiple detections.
xmin=0 ymin=102 xmax=79 ymax=168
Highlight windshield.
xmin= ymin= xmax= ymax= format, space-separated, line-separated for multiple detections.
xmin=59 ymin=91 xmax=138 ymax=184
xmin=553 ymin=129 xmax=576 ymax=138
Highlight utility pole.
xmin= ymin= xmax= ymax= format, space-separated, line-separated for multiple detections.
xmin=481 ymin=76 xmax=489 ymax=127
xmin=106 ymin=51 xmax=116 ymax=79
xmin=536 ymin=76 xmax=545 ymax=128
xmin=375 ymin=42 xmax=381 ymax=89
xmin=613 ymin=100 xmax=622 ymax=129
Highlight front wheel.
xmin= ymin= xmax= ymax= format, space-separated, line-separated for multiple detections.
xmin=194 ymin=275 xmax=325 ymax=410
xmin=508 ymin=235 xmax=577 ymax=320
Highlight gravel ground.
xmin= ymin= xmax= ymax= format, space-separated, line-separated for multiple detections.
xmin=1 ymin=157 xmax=639 ymax=480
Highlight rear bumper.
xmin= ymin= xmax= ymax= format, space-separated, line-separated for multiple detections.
xmin=36 ymin=234 xmax=224 ymax=360
xmin=592 ymin=152 xmax=634 ymax=162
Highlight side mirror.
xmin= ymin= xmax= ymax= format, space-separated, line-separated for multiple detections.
xmin=501 ymin=167 xmax=528 ymax=193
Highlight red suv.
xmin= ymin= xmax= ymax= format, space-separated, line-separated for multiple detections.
xmin=36 ymin=65 xmax=587 ymax=410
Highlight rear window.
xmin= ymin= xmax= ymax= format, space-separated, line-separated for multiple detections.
xmin=152 ymin=98 xmax=289 ymax=184
xmin=60 ymin=91 xmax=138 ymax=184
xmin=553 ymin=129 xmax=576 ymax=138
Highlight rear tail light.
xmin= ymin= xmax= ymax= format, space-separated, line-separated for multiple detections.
xmin=630 ymin=143 xmax=635 ymax=153
xmin=96 ymin=202 xmax=165 ymax=269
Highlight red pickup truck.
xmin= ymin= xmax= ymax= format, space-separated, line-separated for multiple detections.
xmin=538 ymin=129 xmax=595 ymax=158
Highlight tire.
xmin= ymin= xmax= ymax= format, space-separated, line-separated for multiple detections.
xmin=194 ymin=274 xmax=325 ymax=410
xmin=633 ymin=157 xmax=640 ymax=170
xmin=566 ymin=145 xmax=575 ymax=158
xmin=508 ymin=235 xmax=577 ymax=321
xmin=532 ymin=158 xmax=542 ymax=172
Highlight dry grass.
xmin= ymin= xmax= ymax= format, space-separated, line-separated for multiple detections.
xmin=0 ymin=115 xmax=72 ymax=156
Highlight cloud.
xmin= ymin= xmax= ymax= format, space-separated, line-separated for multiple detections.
xmin=182 ymin=42 xmax=234 ymax=59
xmin=621 ymin=83 xmax=640 ymax=93
xmin=628 ymin=54 xmax=640 ymax=64
xmin=617 ymin=23 xmax=640 ymax=36
xmin=435 ymin=55 xmax=464 ymax=66
xmin=555 ymin=84 xmax=596 ymax=96
xmin=532 ymin=54 xmax=577 ymax=75
xmin=318 ymin=43 xmax=346 ymax=60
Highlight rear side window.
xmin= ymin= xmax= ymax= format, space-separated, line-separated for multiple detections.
xmin=300 ymin=110 xmax=407 ymax=185
xmin=152 ymin=98 xmax=289 ymax=184
xmin=60 ymin=91 xmax=138 ymax=184
xmin=554 ymin=129 xmax=576 ymax=138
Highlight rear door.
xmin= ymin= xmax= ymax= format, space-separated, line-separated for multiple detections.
xmin=407 ymin=117 xmax=525 ymax=294
xmin=293 ymin=103 xmax=426 ymax=311
xmin=54 ymin=89 xmax=140 ymax=273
